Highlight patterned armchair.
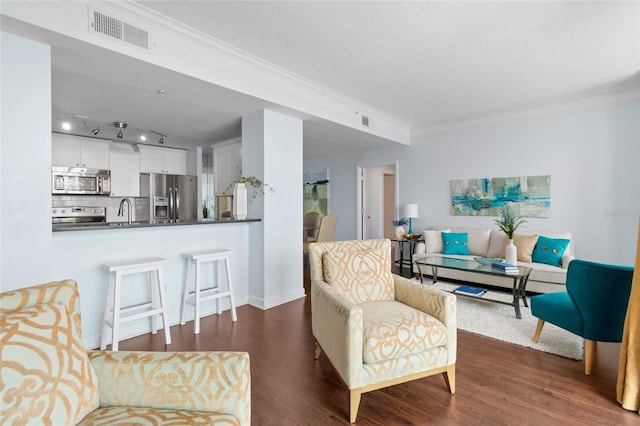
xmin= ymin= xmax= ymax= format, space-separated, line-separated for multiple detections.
xmin=0 ymin=280 xmax=251 ymax=425
xmin=308 ymin=239 xmax=456 ymax=423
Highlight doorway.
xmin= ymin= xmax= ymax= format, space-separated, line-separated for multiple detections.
xmin=356 ymin=163 xmax=398 ymax=240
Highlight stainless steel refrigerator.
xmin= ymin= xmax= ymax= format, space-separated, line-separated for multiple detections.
xmin=137 ymin=173 xmax=198 ymax=223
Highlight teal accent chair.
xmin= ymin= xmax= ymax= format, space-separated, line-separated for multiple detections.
xmin=531 ymin=259 xmax=634 ymax=375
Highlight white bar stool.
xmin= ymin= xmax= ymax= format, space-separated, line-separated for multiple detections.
xmin=101 ymin=257 xmax=172 ymax=351
xmin=181 ymin=249 xmax=237 ymax=334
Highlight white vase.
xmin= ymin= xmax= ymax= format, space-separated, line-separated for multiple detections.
xmin=232 ymin=183 xmax=248 ymax=220
xmin=505 ymin=239 xmax=518 ymax=266
xmin=395 ymin=226 xmax=406 ymax=239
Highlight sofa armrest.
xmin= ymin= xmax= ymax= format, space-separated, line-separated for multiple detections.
xmin=394 ymin=275 xmax=457 ymax=363
xmin=311 ymin=280 xmax=363 ymax=387
xmin=88 ymin=351 xmax=250 ymax=424
xmin=562 ymin=254 xmax=575 ymax=269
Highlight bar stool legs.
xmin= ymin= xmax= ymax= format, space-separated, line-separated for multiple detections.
xmin=101 ymin=257 xmax=172 ymax=351
xmin=181 ymin=249 xmax=237 ymax=334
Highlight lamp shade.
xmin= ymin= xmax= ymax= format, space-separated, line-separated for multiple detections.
xmin=403 ymin=204 xmax=419 ymax=219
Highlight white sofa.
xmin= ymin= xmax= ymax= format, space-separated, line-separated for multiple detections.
xmin=412 ymin=227 xmax=575 ymax=294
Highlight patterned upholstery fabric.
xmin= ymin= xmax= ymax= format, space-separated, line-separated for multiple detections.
xmin=323 ymin=248 xmax=394 ymax=304
xmin=0 ymin=281 xmax=251 ymax=426
xmin=79 ymin=406 xmax=240 ymax=425
xmin=309 ymin=239 xmax=456 ymax=422
xmin=361 ymin=301 xmax=448 ymax=364
xmin=88 ymin=351 xmax=251 ymax=421
xmin=0 ymin=302 xmax=100 ymax=425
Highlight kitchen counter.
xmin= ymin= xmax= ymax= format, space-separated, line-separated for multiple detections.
xmin=52 ymin=218 xmax=261 ymax=232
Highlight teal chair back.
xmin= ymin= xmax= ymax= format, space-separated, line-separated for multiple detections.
xmin=566 ymin=260 xmax=634 ymax=341
xmin=532 ymin=259 xmax=634 ymax=342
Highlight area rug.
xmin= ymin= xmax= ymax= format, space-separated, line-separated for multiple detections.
xmin=426 ymin=280 xmax=584 ymax=360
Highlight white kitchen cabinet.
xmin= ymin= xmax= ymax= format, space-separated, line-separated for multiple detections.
xmin=213 ymin=140 xmax=242 ymax=195
xmin=138 ymin=145 xmax=187 ymax=175
xmin=52 ymin=133 xmax=110 ymax=169
xmin=109 ymin=148 xmax=140 ymax=197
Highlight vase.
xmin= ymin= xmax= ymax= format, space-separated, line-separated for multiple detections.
xmin=395 ymin=226 xmax=406 ymax=239
xmin=505 ymin=239 xmax=518 ymax=266
xmin=232 ymin=183 xmax=247 ymax=220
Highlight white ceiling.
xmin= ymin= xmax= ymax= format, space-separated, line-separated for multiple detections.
xmin=13 ymin=1 xmax=640 ymax=158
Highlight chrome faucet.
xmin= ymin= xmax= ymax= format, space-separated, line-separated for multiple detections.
xmin=117 ymin=198 xmax=132 ymax=225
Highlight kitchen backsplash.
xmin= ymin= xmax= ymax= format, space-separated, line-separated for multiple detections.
xmin=52 ymin=196 xmax=138 ymax=222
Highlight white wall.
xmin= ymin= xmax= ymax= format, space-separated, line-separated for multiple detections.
xmin=0 ymin=32 xmax=53 ymax=289
xmin=243 ymin=110 xmax=305 ymax=309
xmin=305 ymin=102 xmax=640 ymax=265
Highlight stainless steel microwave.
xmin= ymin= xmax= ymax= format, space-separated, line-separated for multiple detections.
xmin=52 ymin=166 xmax=111 ymax=195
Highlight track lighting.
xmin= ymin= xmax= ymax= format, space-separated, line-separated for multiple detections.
xmin=113 ymin=122 xmax=127 ymax=139
xmin=57 ymin=116 xmax=167 ymax=145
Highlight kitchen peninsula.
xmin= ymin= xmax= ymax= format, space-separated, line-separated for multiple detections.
xmin=52 ymin=217 xmax=261 ymax=349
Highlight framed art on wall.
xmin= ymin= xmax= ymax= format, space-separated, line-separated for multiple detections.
xmin=451 ymin=175 xmax=550 ymax=217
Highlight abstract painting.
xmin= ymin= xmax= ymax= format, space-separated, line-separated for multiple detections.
xmin=451 ymin=175 xmax=550 ymax=217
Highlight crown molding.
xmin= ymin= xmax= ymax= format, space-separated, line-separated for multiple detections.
xmin=1 ymin=0 xmax=410 ymax=145
xmin=411 ymin=79 xmax=640 ymax=140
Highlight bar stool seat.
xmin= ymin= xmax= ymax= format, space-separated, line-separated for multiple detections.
xmin=101 ymin=257 xmax=172 ymax=351
xmin=181 ymin=249 xmax=237 ymax=334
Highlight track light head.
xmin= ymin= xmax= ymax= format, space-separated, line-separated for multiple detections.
xmin=92 ymin=127 xmax=100 ymax=136
xmin=159 ymin=136 xmax=165 ymax=144
xmin=117 ymin=130 xmax=123 ymax=139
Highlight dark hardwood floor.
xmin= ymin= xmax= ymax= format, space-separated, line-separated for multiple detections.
xmin=116 ymin=267 xmax=638 ymax=425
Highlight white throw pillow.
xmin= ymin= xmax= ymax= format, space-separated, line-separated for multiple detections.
xmin=422 ymin=229 xmax=450 ymax=253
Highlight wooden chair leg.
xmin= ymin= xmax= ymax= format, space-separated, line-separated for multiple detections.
xmin=584 ymin=339 xmax=596 ymax=375
xmin=349 ymin=389 xmax=362 ymax=424
xmin=314 ymin=341 xmax=322 ymax=360
xmin=443 ymin=365 xmax=456 ymax=394
xmin=533 ymin=319 xmax=545 ymax=343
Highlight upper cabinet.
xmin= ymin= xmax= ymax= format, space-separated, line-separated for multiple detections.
xmin=213 ymin=139 xmax=242 ymax=195
xmin=52 ymin=133 xmax=110 ymax=169
xmin=109 ymin=145 xmax=140 ymax=197
xmin=138 ymin=145 xmax=187 ymax=175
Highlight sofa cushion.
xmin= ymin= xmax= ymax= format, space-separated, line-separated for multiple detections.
xmin=487 ymin=230 xmax=508 ymax=258
xmin=533 ymin=236 xmax=571 ymax=267
xmin=423 ymin=229 xmax=450 ymax=253
xmin=78 ymin=407 xmax=241 ymax=425
xmin=324 ymin=248 xmax=394 ymax=304
xmin=0 ymin=302 xmax=99 ymax=425
xmin=512 ymin=233 xmax=539 ymax=262
xmin=459 ymin=228 xmax=492 ymax=256
xmin=360 ymin=301 xmax=448 ymax=364
xmin=442 ymin=232 xmax=470 ymax=255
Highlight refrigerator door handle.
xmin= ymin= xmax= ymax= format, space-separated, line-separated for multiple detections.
xmin=175 ymin=186 xmax=180 ymax=221
xmin=168 ymin=187 xmax=174 ymax=222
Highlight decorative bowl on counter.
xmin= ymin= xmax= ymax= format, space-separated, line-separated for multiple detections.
xmin=403 ymin=233 xmax=422 ymax=241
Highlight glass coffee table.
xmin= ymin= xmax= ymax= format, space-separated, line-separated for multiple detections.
xmin=414 ymin=256 xmax=532 ymax=319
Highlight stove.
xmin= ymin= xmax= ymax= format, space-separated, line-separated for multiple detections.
xmin=52 ymin=206 xmax=106 ymax=224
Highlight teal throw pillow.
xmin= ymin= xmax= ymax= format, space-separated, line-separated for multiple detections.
xmin=532 ymin=236 xmax=570 ymax=267
xmin=442 ymin=232 xmax=470 ymax=255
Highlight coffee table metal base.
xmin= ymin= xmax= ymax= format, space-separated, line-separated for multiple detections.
xmin=418 ymin=262 xmax=530 ymax=319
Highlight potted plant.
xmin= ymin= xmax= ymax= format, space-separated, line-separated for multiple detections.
xmin=494 ymin=205 xmax=527 ymax=265
xmin=227 ymin=176 xmax=274 ymax=200
xmin=227 ymin=176 xmax=274 ymax=220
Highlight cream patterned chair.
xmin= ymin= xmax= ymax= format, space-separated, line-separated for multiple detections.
xmin=0 ymin=279 xmax=251 ymax=425
xmin=308 ymin=239 xmax=456 ymax=423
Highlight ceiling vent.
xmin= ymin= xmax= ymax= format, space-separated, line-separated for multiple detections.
xmin=89 ymin=8 xmax=150 ymax=50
